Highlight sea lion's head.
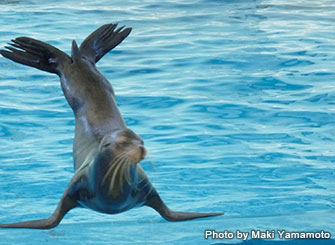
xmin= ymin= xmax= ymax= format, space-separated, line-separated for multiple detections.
xmin=98 ymin=128 xmax=147 ymax=192
xmin=99 ymin=128 xmax=146 ymax=164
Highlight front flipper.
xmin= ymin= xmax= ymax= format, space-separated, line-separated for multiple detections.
xmin=0 ymin=191 xmax=78 ymax=229
xmin=146 ymin=193 xmax=223 ymax=222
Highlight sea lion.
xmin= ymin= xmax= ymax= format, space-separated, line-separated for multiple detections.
xmin=0 ymin=24 xmax=223 ymax=229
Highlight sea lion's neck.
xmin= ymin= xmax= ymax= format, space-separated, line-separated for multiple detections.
xmin=61 ymin=58 xmax=127 ymax=170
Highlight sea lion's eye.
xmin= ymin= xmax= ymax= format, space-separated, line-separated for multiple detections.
xmin=103 ymin=143 xmax=111 ymax=148
xmin=118 ymin=137 xmax=128 ymax=147
xmin=118 ymin=141 xmax=128 ymax=147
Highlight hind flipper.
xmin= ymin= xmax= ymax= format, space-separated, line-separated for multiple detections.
xmin=0 ymin=37 xmax=70 ymax=74
xmin=146 ymin=193 xmax=223 ymax=222
xmin=79 ymin=23 xmax=131 ymax=64
xmin=0 ymin=190 xmax=78 ymax=229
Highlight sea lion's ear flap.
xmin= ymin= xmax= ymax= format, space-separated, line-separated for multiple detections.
xmin=79 ymin=23 xmax=131 ymax=64
xmin=71 ymin=40 xmax=80 ymax=63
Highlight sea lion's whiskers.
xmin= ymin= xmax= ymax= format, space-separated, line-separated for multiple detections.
xmin=109 ymin=156 xmax=128 ymax=192
xmin=103 ymin=153 xmax=126 ymax=182
xmin=120 ymin=158 xmax=134 ymax=190
xmin=102 ymin=153 xmax=127 ymax=184
xmin=101 ymin=155 xmax=122 ymax=184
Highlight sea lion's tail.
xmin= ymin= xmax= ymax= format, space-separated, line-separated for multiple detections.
xmin=79 ymin=23 xmax=132 ymax=64
xmin=0 ymin=24 xmax=130 ymax=73
xmin=0 ymin=37 xmax=70 ymax=75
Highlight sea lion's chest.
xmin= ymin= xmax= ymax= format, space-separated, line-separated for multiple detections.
xmin=71 ymin=150 xmax=150 ymax=214
xmin=77 ymin=182 xmax=146 ymax=214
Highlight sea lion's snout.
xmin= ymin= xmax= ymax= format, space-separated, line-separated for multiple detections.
xmin=131 ymin=141 xmax=146 ymax=164
xmin=139 ymin=145 xmax=146 ymax=161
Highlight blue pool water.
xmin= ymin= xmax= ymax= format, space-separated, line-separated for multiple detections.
xmin=0 ymin=0 xmax=334 ymax=244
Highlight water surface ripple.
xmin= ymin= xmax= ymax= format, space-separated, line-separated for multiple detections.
xmin=0 ymin=0 xmax=334 ymax=244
